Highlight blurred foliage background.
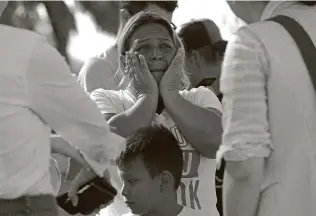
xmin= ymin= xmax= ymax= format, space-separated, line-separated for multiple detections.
xmin=0 ymin=1 xmax=121 ymax=73
xmin=0 ymin=1 xmax=243 ymax=75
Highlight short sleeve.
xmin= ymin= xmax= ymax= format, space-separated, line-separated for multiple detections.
xmin=196 ymin=86 xmax=222 ymax=112
xmin=217 ymin=27 xmax=273 ymax=163
xmin=180 ymin=86 xmax=222 ymax=113
xmin=77 ymin=57 xmax=118 ymax=93
xmin=90 ymin=89 xmax=125 ymax=115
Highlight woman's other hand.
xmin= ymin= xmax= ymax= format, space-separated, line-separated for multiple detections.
xmin=160 ymin=47 xmax=185 ymax=95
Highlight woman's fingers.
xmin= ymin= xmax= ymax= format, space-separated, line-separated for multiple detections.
xmin=126 ymin=53 xmax=137 ymax=83
xmin=132 ymin=52 xmax=149 ymax=86
xmin=130 ymin=52 xmax=141 ymax=84
xmin=138 ymin=54 xmax=149 ymax=72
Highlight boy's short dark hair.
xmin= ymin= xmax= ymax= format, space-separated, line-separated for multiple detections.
xmin=116 ymin=124 xmax=183 ymax=189
xmin=120 ymin=1 xmax=178 ymax=16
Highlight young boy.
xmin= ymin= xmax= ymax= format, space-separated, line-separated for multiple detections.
xmin=116 ymin=125 xmax=195 ymax=216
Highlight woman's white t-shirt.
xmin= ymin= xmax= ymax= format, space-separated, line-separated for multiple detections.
xmin=91 ymin=87 xmax=222 ymax=216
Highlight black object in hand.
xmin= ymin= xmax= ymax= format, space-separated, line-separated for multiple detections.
xmin=57 ymin=177 xmax=117 ymax=215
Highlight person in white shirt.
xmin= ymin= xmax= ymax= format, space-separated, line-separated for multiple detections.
xmin=0 ymin=1 xmax=125 ymax=215
xmin=117 ymin=125 xmax=195 ymax=216
xmin=90 ymin=12 xmax=222 ymax=216
xmin=177 ymin=19 xmax=227 ymax=93
xmin=218 ymin=1 xmax=316 ymax=216
xmin=77 ymin=1 xmax=178 ymax=93
xmin=177 ymin=18 xmax=228 ymax=216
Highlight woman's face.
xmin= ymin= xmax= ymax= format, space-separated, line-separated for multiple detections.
xmin=127 ymin=23 xmax=177 ymax=83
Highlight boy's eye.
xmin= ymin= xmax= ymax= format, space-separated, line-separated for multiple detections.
xmin=123 ymin=178 xmax=137 ymax=185
xmin=128 ymin=179 xmax=137 ymax=184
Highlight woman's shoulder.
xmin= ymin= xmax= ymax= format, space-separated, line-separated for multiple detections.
xmin=179 ymin=86 xmax=215 ymax=98
xmin=91 ymin=88 xmax=135 ymax=101
xmin=179 ymin=86 xmax=222 ymax=110
xmin=90 ymin=88 xmax=136 ymax=111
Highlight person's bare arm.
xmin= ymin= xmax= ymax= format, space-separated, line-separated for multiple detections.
xmin=107 ymin=95 xmax=157 ymax=137
xmin=50 ymin=134 xmax=87 ymax=167
xmin=162 ymin=89 xmax=222 ymax=159
xmin=91 ymin=53 xmax=159 ymax=138
xmin=224 ymin=158 xmax=265 ymax=216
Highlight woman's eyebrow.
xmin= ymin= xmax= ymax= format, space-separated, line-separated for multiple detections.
xmin=137 ymin=38 xmax=150 ymax=44
xmin=159 ymin=38 xmax=173 ymax=43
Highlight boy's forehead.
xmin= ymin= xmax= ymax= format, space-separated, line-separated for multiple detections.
xmin=118 ymin=157 xmax=149 ymax=175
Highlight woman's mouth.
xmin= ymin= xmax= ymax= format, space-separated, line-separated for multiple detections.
xmin=148 ymin=62 xmax=167 ymax=72
xmin=151 ymin=71 xmax=164 ymax=82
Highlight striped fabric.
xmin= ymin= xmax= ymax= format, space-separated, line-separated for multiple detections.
xmin=217 ymin=27 xmax=272 ymax=163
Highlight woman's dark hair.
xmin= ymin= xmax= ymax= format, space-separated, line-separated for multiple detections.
xmin=117 ymin=12 xmax=176 ymax=55
xmin=298 ymin=1 xmax=316 ymax=6
xmin=120 ymin=1 xmax=178 ymax=16
xmin=115 ymin=12 xmax=189 ymax=90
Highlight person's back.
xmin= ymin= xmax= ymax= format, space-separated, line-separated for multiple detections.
xmin=0 ymin=24 xmax=55 ymax=198
xmin=218 ymin=2 xmax=316 ymax=216
xmin=0 ymin=8 xmax=125 ymax=215
xmin=250 ymin=3 xmax=316 ymax=215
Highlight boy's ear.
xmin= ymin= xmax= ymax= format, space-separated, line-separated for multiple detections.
xmin=159 ymin=171 xmax=173 ymax=192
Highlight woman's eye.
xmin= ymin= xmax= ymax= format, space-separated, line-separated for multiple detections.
xmin=137 ymin=45 xmax=149 ymax=52
xmin=160 ymin=44 xmax=172 ymax=50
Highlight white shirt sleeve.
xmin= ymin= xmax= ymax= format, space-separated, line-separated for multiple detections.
xmin=217 ymin=27 xmax=273 ymax=163
xmin=90 ymin=89 xmax=125 ymax=115
xmin=181 ymin=86 xmax=222 ymax=114
xmin=25 ymin=38 xmax=125 ymax=177
xmin=196 ymin=86 xmax=222 ymax=112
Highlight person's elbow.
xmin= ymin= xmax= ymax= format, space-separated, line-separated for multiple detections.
xmin=199 ymin=127 xmax=222 ymax=159
xmin=202 ymin=113 xmax=223 ymax=158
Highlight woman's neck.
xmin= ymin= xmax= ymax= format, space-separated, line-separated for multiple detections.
xmin=156 ymin=95 xmax=165 ymax=114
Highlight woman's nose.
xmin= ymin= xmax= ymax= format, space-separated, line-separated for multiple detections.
xmin=151 ymin=48 xmax=163 ymax=61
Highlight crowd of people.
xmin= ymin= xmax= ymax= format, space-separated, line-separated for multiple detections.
xmin=1 ymin=1 xmax=316 ymax=216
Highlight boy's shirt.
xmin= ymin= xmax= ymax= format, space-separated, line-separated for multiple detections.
xmin=90 ymin=87 xmax=222 ymax=216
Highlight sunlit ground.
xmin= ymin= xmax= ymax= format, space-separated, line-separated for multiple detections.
xmin=66 ymin=0 xmax=244 ymax=63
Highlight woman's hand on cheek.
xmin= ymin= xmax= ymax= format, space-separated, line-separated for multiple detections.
xmin=159 ymin=47 xmax=185 ymax=97
xmin=121 ymin=52 xmax=158 ymax=100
